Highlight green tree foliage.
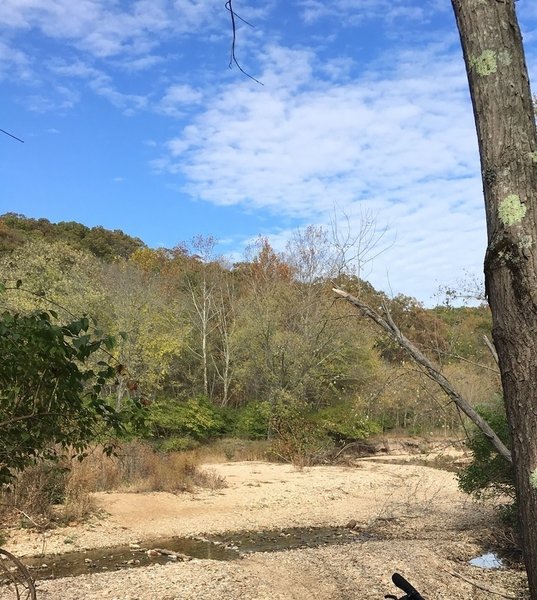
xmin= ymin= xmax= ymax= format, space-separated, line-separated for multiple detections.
xmin=232 ymin=401 xmax=272 ymax=439
xmin=148 ymin=396 xmax=226 ymax=449
xmin=0 ymin=216 xmax=501 ymax=453
xmin=232 ymin=238 xmax=379 ymax=409
xmin=0 ymin=307 xmax=143 ymax=485
xmin=458 ymin=398 xmax=514 ymax=500
xmin=0 ymin=238 xmax=108 ymax=321
xmin=0 ymin=213 xmax=145 ymax=261
xmin=100 ymin=261 xmax=187 ymax=396
xmin=314 ymin=402 xmax=381 ymax=444
xmin=268 ymin=391 xmax=332 ymax=466
xmin=432 ymin=304 xmax=493 ymax=363
xmin=374 ymin=294 xmax=450 ymax=363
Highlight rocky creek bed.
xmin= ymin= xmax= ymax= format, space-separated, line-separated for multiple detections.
xmin=0 ymin=456 xmax=529 ymax=599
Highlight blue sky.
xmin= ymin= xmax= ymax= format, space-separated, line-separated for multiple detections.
xmin=2 ymin=1 xmax=537 ymax=304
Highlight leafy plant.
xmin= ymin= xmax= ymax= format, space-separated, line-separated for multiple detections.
xmin=232 ymin=401 xmax=272 ymax=439
xmin=457 ymin=398 xmax=515 ymax=499
xmin=147 ymin=395 xmax=226 ymax=443
xmin=314 ymin=402 xmax=381 ymax=444
xmin=0 ymin=306 xmax=143 ymax=485
xmin=268 ymin=391 xmax=333 ymax=467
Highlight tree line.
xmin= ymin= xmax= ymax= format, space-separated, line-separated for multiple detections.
xmin=0 ymin=213 xmax=498 ymax=455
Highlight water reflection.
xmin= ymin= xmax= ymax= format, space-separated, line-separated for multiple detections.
xmin=469 ymin=552 xmax=503 ymax=569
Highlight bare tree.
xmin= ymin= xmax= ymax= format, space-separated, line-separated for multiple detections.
xmin=185 ymin=236 xmax=219 ymax=399
xmin=212 ymin=273 xmax=237 ymax=407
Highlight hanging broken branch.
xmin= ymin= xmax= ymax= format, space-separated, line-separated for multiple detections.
xmin=332 ymin=285 xmax=512 ymax=463
xmin=225 ymin=0 xmax=263 ymax=85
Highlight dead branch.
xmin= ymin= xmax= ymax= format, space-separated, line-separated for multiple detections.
xmin=483 ymin=334 xmax=500 ymax=366
xmin=444 ymin=569 xmax=523 ymax=599
xmin=332 ymin=286 xmax=512 ymax=463
xmin=225 ymin=0 xmax=263 ymax=85
xmin=0 ymin=127 xmax=24 ymax=143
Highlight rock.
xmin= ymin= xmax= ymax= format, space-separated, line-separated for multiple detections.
xmin=346 ymin=519 xmax=357 ymax=529
xmin=175 ymin=553 xmax=193 ymax=562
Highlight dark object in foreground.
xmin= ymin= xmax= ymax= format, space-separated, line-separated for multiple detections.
xmin=385 ymin=572 xmax=425 ymax=600
xmin=0 ymin=547 xmax=36 ymax=599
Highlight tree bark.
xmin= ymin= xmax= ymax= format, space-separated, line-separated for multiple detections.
xmin=451 ymin=1 xmax=537 ymax=596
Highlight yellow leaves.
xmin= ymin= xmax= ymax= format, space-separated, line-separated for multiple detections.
xmin=130 ymin=247 xmax=168 ymax=274
xmin=0 ymin=238 xmax=106 ymax=318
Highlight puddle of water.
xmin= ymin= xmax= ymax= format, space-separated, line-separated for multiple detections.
xmin=21 ymin=526 xmax=372 ymax=580
xmin=209 ymin=526 xmax=372 ymax=554
xmin=469 ymin=552 xmax=503 ymax=569
xmin=23 ymin=536 xmax=238 ymax=580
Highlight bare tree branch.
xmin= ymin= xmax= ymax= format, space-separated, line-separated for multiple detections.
xmin=225 ymin=0 xmax=263 ymax=85
xmin=483 ymin=334 xmax=500 ymax=366
xmin=0 ymin=128 xmax=24 ymax=143
xmin=0 ymin=412 xmax=66 ymax=428
xmin=332 ymin=285 xmax=512 ymax=463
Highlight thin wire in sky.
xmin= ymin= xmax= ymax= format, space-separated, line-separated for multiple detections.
xmin=0 ymin=128 xmax=24 ymax=143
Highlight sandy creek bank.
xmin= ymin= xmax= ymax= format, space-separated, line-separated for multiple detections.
xmin=2 ymin=456 xmax=528 ymax=599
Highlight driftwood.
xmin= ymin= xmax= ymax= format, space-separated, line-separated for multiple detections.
xmin=332 ymin=286 xmax=512 ymax=464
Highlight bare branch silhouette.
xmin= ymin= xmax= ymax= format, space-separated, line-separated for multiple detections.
xmin=0 ymin=128 xmax=24 ymax=143
xmin=225 ymin=0 xmax=263 ymax=85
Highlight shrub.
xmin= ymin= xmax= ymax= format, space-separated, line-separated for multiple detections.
xmin=457 ymin=398 xmax=515 ymax=500
xmin=268 ymin=391 xmax=333 ymax=467
xmin=232 ymin=401 xmax=272 ymax=439
xmin=0 ymin=308 xmax=144 ymax=485
xmin=2 ymin=461 xmax=68 ymax=521
xmin=314 ymin=402 xmax=381 ymax=444
xmin=147 ymin=395 xmax=226 ymax=443
xmin=157 ymin=435 xmax=200 ymax=452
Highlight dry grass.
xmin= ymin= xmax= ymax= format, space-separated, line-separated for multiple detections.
xmin=67 ymin=441 xmax=227 ymax=493
xmin=189 ymin=438 xmax=272 ymax=463
xmin=0 ymin=441 xmax=227 ymax=528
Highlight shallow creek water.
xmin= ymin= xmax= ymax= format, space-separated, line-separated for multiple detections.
xmin=23 ymin=526 xmax=372 ymax=580
xmin=469 ymin=552 xmax=503 ymax=569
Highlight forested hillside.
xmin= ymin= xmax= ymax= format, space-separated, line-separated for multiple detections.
xmin=0 ymin=213 xmax=497 ymax=458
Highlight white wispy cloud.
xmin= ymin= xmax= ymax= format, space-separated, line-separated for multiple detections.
xmin=24 ymin=84 xmax=80 ymax=112
xmin=50 ymin=59 xmax=147 ymax=112
xmin=157 ymin=83 xmax=204 ymax=117
xmin=156 ymin=40 xmax=485 ymax=301
xmin=298 ymin=0 xmax=428 ymax=25
xmin=0 ymin=0 xmax=225 ymax=59
xmin=0 ymin=39 xmax=32 ymax=81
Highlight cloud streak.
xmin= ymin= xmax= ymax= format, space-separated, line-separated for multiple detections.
xmin=0 ymin=0 xmax=225 ymax=59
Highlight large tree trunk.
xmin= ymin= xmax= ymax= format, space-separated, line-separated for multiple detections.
xmin=451 ymin=1 xmax=537 ymax=596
